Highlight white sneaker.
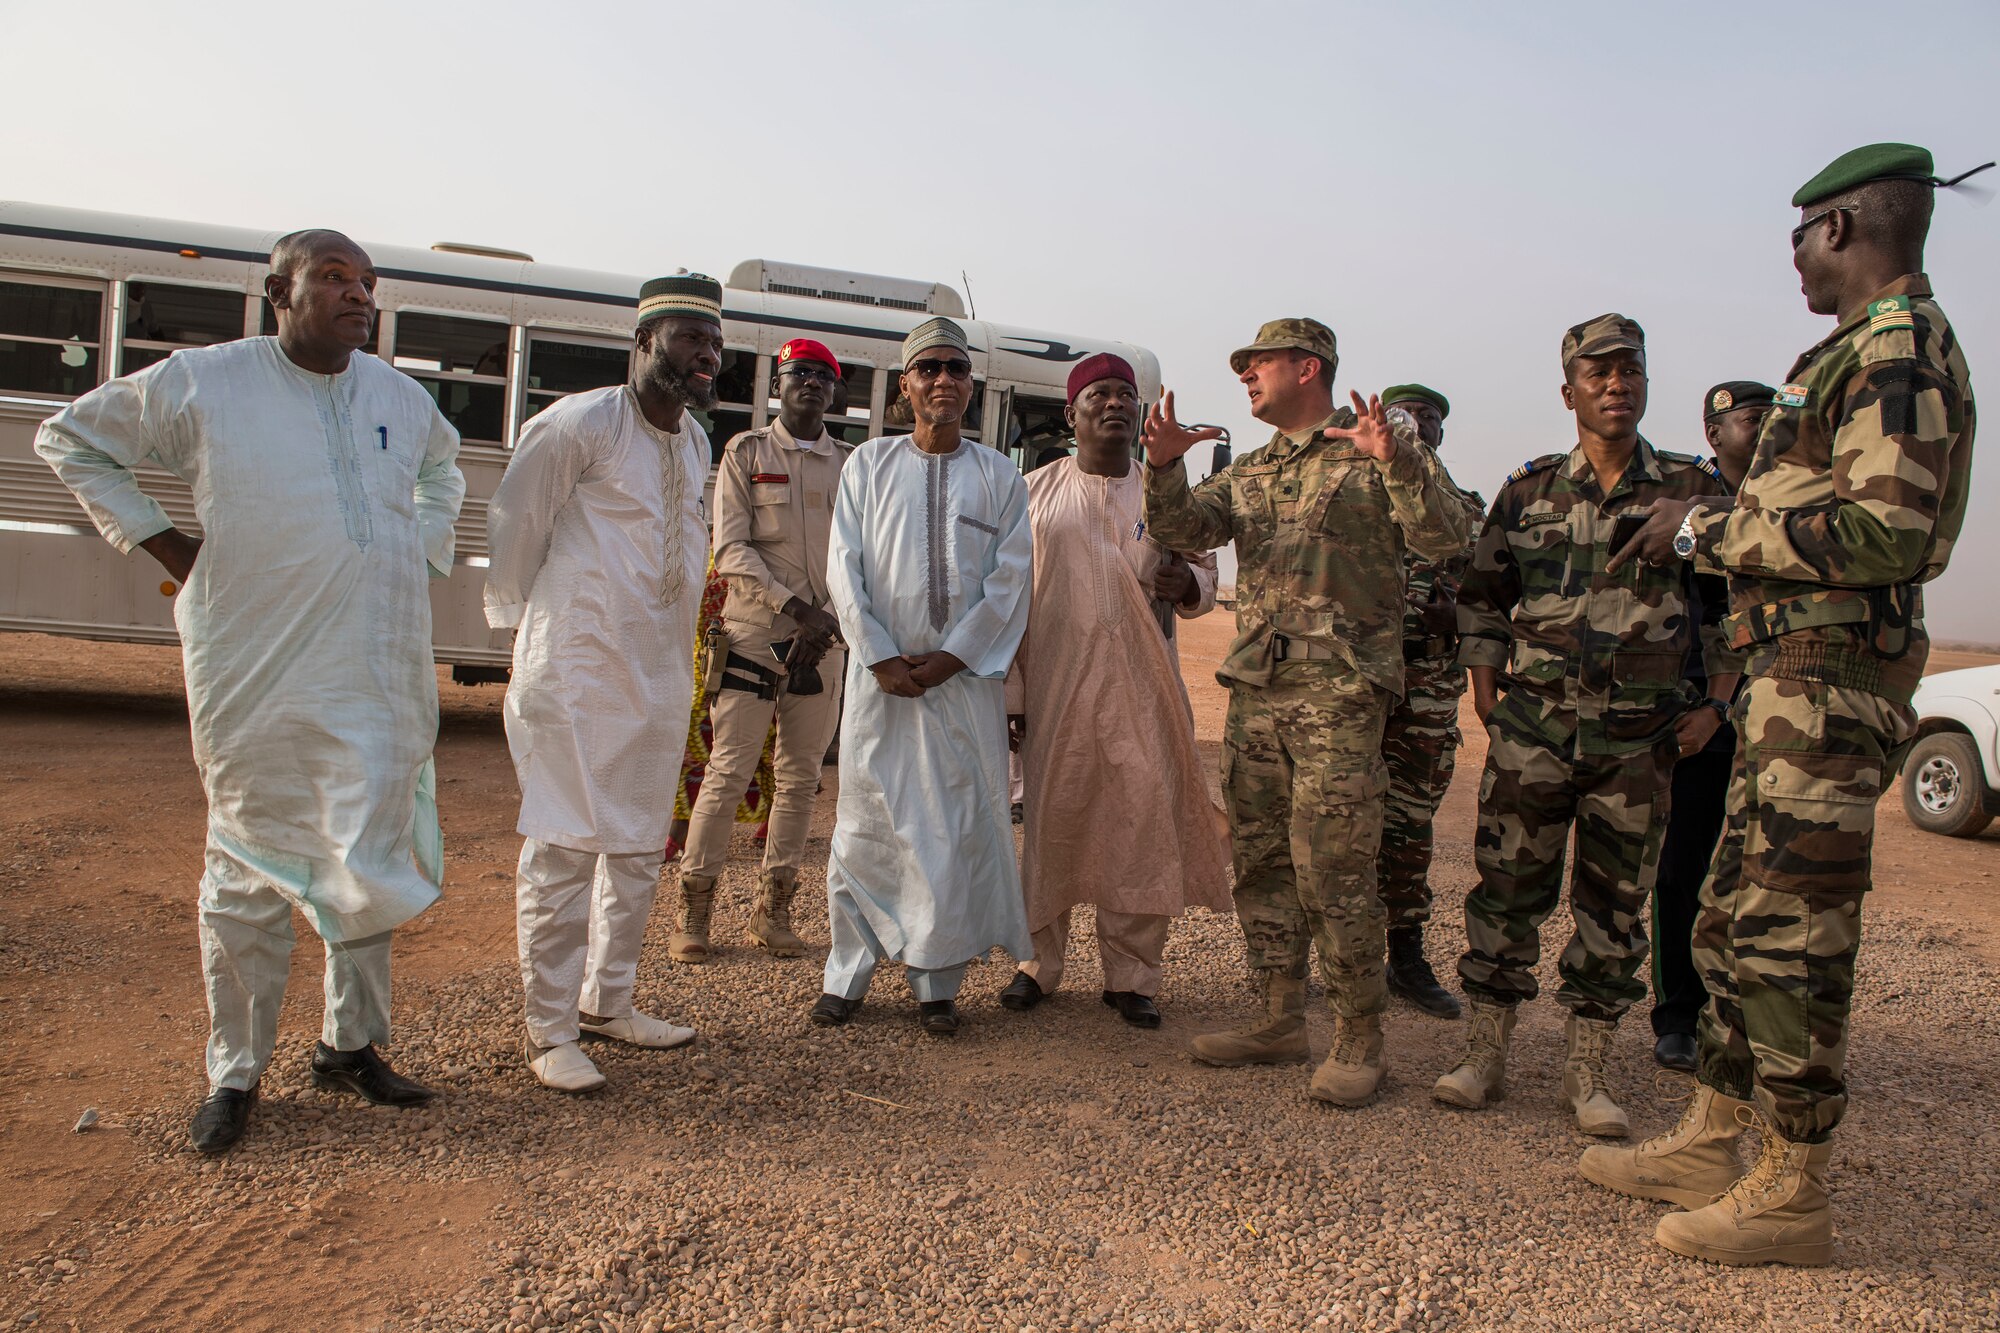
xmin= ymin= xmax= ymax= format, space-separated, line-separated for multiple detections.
xmin=527 ymin=1040 xmax=607 ymax=1092
xmin=578 ymin=1011 xmax=697 ymax=1050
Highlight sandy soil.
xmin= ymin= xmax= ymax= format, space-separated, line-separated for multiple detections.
xmin=2 ymin=622 xmax=1997 ymax=1330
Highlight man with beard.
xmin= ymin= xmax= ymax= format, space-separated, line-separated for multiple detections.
xmin=810 ymin=317 xmax=1033 ymax=1035
xmin=1142 ymin=319 xmax=1467 ymax=1107
xmin=1585 ymin=143 xmax=1982 ymax=1266
xmin=1435 ymin=315 xmax=1735 ymax=1137
xmin=672 ymin=338 xmax=854 ymax=963
xmin=37 ymin=229 xmax=465 ymax=1152
xmin=1000 ymin=353 xmax=1230 ymax=1028
xmin=1645 ymin=381 xmax=1769 ymax=1072
xmin=484 ymin=274 xmax=719 ymax=1092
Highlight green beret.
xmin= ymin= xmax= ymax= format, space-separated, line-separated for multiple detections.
xmin=1703 ymin=380 xmax=1777 ymax=420
xmin=1382 ymin=383 xmax=1448 ymax=419
xmin=637 ymin=272 xmax=723 ymax=326
xmin=1792 ymin=142 xmax=1997 ymax=207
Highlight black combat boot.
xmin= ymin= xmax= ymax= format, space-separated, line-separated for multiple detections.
xmin=1387 ymin=926 xmax=1461 ymax=1019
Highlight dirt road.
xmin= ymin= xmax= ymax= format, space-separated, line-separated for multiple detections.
xmin=3 ymin=622 xmax=1997 ymax=1331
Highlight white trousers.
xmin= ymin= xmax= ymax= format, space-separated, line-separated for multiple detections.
xmin=682 ymin=647 xmax=845 ymax=880
xmin=199 ymin=835 xmax=391 ymax=1092
xmin=822 ymin=888 xmax=967 ymax=1003
xmin=516 ymin=839 xmax=663 ymax=1048
xmin=1018 ymin=908 xmax=1171 ymax=996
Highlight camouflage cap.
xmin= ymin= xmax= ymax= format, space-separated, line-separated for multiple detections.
xmin=1229 ymin=318 xmax=1338 ymax=377
xmin=1382 ymin=383 xmax=1449 ymax=419
xmin=1560 ymin=314 xmax=1645 ymax=374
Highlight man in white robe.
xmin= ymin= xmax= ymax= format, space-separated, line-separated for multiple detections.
xmin=810 ymin=317 xmax=1033 ymax=1035
xmin=485 ymin=274 xmax=717 ymax=1092
xmin=1001 ymin=354 xmax=1232 ymax=1028
xmin=36 ymin=229 xmax=465 ymax=1153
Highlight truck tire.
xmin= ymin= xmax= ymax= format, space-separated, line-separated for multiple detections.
xmin=1901 ymin=732 xmax=1993 ymax=838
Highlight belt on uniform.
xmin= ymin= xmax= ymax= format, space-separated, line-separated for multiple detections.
xmin=719 ymin=650 xmax=784 ymax=700
xmin=1403 ymin=634 xmax=1453 ymax=661
xmin=1750 ymin=640 xmax=1883 ymax=694
xmin=1271 ymin=632 xmax=1339 ymax=662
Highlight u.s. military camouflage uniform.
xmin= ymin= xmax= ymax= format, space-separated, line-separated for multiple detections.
xmin=1145 ymin=398 xmax=1468 ymax=1017
xmin=1684 ymin=274 xmax=1975 ymax=1143
xmin=1456 ymin=440 xmax=1735 ymax=1020
xmin=1377 ymin=479 xmax=1487 ymax=929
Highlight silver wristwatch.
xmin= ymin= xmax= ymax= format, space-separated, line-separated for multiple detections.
xmin=1672 ymin=510 xmax=1699 ymax=560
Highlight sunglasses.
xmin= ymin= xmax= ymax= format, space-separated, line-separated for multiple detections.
xmin=1791 ymin=205 xmax=1856 ymax=249
xmin=780 ymin=364 xmax=837 ymax=383
xmin=907 ymin=357 xmax=973 ymax=381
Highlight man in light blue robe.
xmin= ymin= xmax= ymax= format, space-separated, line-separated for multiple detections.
xmin=811 ymin=318 xmax=1033 ymax=1035
xmin=36 ymin=230 xmax=464 ymax=1152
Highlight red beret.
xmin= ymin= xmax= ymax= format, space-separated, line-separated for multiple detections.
xmin=777 ymin=337 xmax=842 ymax=378
xmin=1066 ymin=352 xmax=1135 ymax=404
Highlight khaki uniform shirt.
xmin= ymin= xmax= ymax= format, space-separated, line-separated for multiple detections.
xmin=711 ymin=420 xmax=853 ymax=647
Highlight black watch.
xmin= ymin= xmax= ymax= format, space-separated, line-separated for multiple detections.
xmin=1696 ymin=697 xmax=1730 ymax=723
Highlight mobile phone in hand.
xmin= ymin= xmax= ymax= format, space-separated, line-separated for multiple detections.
xmin=1610 ymin=512 xmax=1647 ymax=554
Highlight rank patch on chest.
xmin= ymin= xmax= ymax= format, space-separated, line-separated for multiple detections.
xmin=751 ymin=473 xmax=790 ymax=484
xmin=1775 ymin=384 xmax=1808 ymax=408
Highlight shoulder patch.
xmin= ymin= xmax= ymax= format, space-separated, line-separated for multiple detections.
xmin=1651 ymin=446 xmax=1702 ymax=467
xmin=1696 ymin=456 xmax=1721 ymax=479
xmin=1867 ymin=295 xmax=1915 ymax=335
xmin=1504 ymin=453 xmax=1564 ymax=486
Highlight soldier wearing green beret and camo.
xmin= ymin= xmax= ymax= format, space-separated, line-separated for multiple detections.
xmin=1141 ymin=319 xmax=1469 ymax=1108
xmin=1433 ymin=314 xmax=1738 ymax=1137
xmin=1375 ymin=383 xmax=1487 ymax=1019
xmin=1583 ymin=143 xmax=1986 ymax=1267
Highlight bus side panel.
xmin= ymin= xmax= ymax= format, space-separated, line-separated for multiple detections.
xmin=429 ymin=444 xmax=512 ymax=668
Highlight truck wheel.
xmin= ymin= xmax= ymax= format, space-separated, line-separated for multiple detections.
xmin=1902 ymin=732 xmax=1993 ymax=838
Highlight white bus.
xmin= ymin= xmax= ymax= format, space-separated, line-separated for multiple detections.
xmin=0 ymin=202 xmax=1160 ymax=677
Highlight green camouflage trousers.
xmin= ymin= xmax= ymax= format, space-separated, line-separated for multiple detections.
xmin=1694 ymin=673 xmax=1916 ymax=1144
xmin=1223 ymin=663 xmax=1391 ymax=1018
xmin=1457 ymin=691 xmax=1676 ymax=1021
xmin=1376 ymin=654 xmax=1466 ymax=929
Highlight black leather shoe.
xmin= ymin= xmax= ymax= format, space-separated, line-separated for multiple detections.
xmin=1102 ymin=990 xmax=1161 ymax=1028
xmin=919 ymin=1000 xmax=961 ymax=1035
xmin=1654 ymin=1031 xmax=1698 ymax=1072
xmin=810 ymin=993 xmax=859 ymax=1027
xmin=998 ymin=971 xmax=1044 ymax=1011
xmin=190 ymin=1087 xmax=256 ymax=1154
xmin=1386 ymin=926 xmax=1462 ymax=1019
xmin=310 ymin=1042 xmax=435 ymax=1107
xmin=1010 ymin=802 xmax=1024 ymax=825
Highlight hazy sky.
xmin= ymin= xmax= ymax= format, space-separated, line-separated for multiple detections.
xmin=11 ymin=1 xmax=1997 ymax=635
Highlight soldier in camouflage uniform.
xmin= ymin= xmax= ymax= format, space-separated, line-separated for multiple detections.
xmin=1141 ymin=319 xmax=1468 ymax=1108
xmin=1581 ymin=143 xmax=1982 ymax=1267
xmin=1376 ymin=383 xmax=1487 ymax=1019
xmin=1433 ymin=314 xmax=1736 ymax=1137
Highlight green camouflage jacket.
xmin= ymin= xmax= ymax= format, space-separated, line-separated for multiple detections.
xmin=1458 ymin=438 xmax=1737 ymax=754
xmin=1688 ymin=273 xmax=1975 ymax=703
xmin=1143 ymin=407 xmax=1468 ymax=695
xmin=1401 ymin=474 xmax=1487 ymax=665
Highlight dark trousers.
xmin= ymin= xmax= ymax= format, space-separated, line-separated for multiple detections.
xmin=1650 ymin=741 xmax=1733 ymax=1037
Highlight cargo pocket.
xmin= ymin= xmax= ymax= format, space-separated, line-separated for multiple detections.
xmin=750 ymin=482 xmax=790 ymax=539
xmin=1745 ymin=749 xmax=1883 ymax=897
xmin=1604 ymin=649 xmax=1684 ymax=746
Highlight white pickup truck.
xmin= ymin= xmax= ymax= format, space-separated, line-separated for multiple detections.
xmin=1903 ymin=664 xmax=2000 ymax=838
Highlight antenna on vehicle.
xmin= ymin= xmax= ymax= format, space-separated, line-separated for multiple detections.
xmin=961 ymin=270 xmax=976 ymax=320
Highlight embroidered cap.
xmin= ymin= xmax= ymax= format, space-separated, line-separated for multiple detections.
xmin=637 ymin=272 xmax=723 ymax=327
xmin=901 ymin=317 xmax=970 ymax=366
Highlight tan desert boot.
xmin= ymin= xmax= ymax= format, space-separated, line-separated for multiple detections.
xmin=746 ymin=869 xmax=805 ymax=958
xmin=1308 ymin=1012 xmax=1386 ymax=1106
xmin=1655 ymin=1111 xmax=1834 ymax=1267
xmin=1190 ymin=969 xmax=1309 ymax=1066
xmin=1432 ymin=1000 xmax=1516 ymax=1109
xmin=669 ymin=875 xmax=715 ymax=964
xmin=1578 ymin=1082 xmax=1749 ymax=1207
xmin=1563 ymin=1014 xmax=1629 ymax=1137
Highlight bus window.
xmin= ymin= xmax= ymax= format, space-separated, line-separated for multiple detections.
xmin=0 ymin=276 xmax=102 ymax=398
xmin=697 ymin=347 xmax=759 ymax=460
xmin=523 ymin=335 xmax=630 ymax=422
xmin=765 ymin=361 xmax=875 ymax=444
xmin=393 ymin=312 xmax=509 ymax=445
xmin=259 ymin=296 xmax=380 ymax=356
xmin=123 ymin=283 xmax=247 ymax=372
xmin=1007 ymin=393 xmax=1067 ymax=459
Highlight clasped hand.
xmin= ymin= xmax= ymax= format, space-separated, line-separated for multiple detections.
xmin=871 ymin=651 xmax=966 ymax=698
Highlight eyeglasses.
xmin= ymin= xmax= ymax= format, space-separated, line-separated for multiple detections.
xmin=780 ymin=364 xmax=837 ymax=383
xmin=1791 ymin=205 xmax=1856 ymax=249
xmin=907 ymin=357 xmax=972 ymax=381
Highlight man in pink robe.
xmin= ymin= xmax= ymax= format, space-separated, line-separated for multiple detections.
xmin=1002 ymin=354 xmax=1232 ymax=1027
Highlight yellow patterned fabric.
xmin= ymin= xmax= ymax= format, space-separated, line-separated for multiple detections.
xmin=674 ymin=558 xmax=776 ymax=824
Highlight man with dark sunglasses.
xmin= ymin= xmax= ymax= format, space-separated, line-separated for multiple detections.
xmin=812 ymin=317 xmax=1034 ymax=1035
xmin=1590 ymin=141 xmax=1983 ymax=1267
xmin=674 ymin=338 xmax=856 ymax=964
